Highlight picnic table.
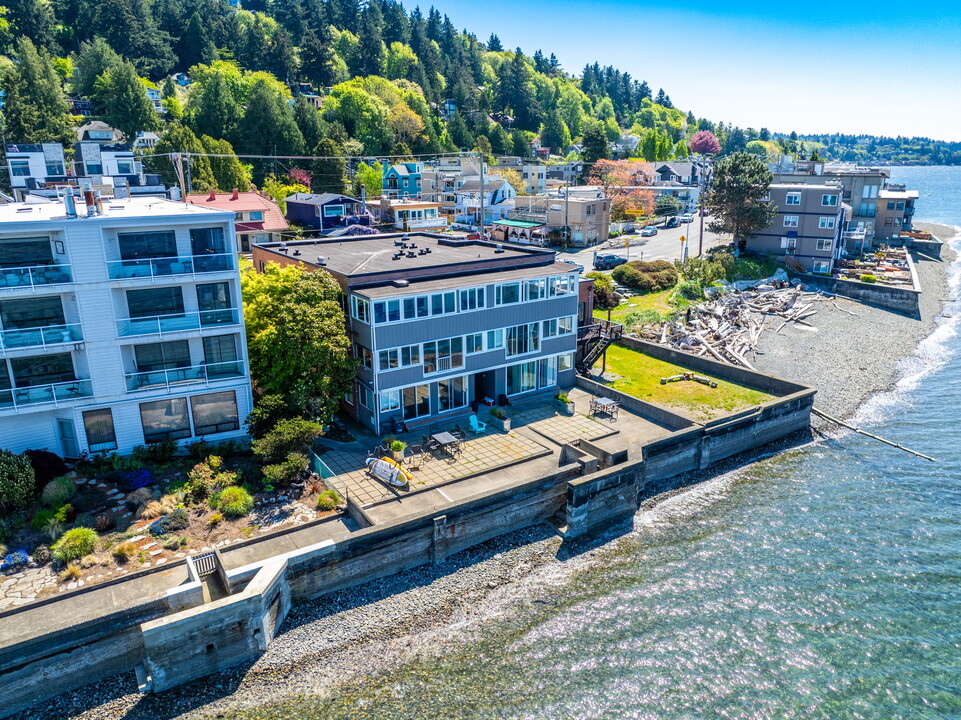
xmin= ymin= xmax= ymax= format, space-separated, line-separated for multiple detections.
xmin=431 ymin=431 xmax=462 ymax=458
xmin=590 ymin=397 xmax=619 ymax=421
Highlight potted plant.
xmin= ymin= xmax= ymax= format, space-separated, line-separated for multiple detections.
xmin=555 ymin=392 xmax=575 ymax=415
xmin=488 ymin=406 xmax=511 ymax=432
xmin=389 ymin=440 xmax=406 ymax=462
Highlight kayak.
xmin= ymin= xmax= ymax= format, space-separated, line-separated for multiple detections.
xmin=366 ymin=456 xmax=412 ymax=488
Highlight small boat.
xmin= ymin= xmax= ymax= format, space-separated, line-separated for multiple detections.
xmin=366 ymin=456 xmax=412 ymax=488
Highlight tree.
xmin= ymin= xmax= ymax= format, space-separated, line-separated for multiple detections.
xmin=93 ymin=62 xmax=159 ymax=141
xmin=0 ymin=449 xmax=35 ymax=511
xmin=387 ymin=104 xmax=425 ymax=146
xmin=293 ymin=96 xmax=327 ymax=154
xmin=188 ymin=69 xmax=240 ymax=142
xmin=704 ymin=152 xmax=777 ymax=249
xmin=181 ymin=12 xmax=216 ymax=69
xmin=153 ymin=124 xmax=216 ymax=192
xmin=201 ymin=136 xmax=252 ymax=191
xmin=580 ymin=120 xmax=611 ymax=176
xmin=353 ymin=1 xmax=386 ymax=77
xmin=487 ymin=33 xmax=502 ymax=51
xmin=447 ymin=110 xmax=473 ymax=149
xmin=352 ymin=160 xmax=383 ymax=199
xmin=260 ymin=173 xmax=309 ymax=212
xmin=241 ymin=262 xmax=354 ymax=421
xmin=499 ymin=167 xmax=525 ymax=195
xmin=540 ymin=107 xmax=571 ymax=154
xmin=588 ymin=160 xmax=655 ymax=221
xmin=585 ymin=272 xmax=620 ymax=322
xmin=240 ymin=78 xmax=306 ymax=179
xmin=300 ymin=27 xmax=337 ymax=87
xmin=74 ymin=37 xmax=122 ymax=98
xmin=1 ymin=37 xmax=72 ymax=144
xmin=689 ymin=130 xmax=721 ymax=155
xmin=311 ymin=138 xmax=347 ymax=193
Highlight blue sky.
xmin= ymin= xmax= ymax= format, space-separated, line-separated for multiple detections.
xmin=432 ymin=0 xmax=961 ymax=141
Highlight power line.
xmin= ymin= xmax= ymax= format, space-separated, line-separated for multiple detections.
xmin=138 ymin=150 xmax=478 ymax=162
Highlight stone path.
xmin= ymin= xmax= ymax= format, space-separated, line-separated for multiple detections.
xmin=0 ymin=567 xmax=59 ymax=610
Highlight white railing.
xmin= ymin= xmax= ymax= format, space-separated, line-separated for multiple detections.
xmin=116 ymin=308 xmax=240 ymax=337
xmin=0 ymin=323 xmax=83 ymax=352
xmin=0 ymin=379 xmax=93 ymax=411
xmin=124 ymin=361 xmax=244 ymax=392
xmin=0 ymin=264 xmax=73 ymax=290
xmin=106 ymin=253 xmax=234 ymax=280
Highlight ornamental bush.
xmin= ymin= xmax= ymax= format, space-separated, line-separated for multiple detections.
xmin=219 ymin=486 xmax=254 ymax=518
xmin=150 ymin=508 xmax=189 ymax=535
xmin=860 ymin=274 xmax=878 ymax=283
xmin=24 ymin=449 xmax=68 ymax=489
xmin=0 ymin=450 xmax=36 ymax=511
xmin=262 ymin=452 xmax=309 ymax=487
xmin=316 ymin=490 xmax=340 ymax=511
xmin=41 ymin=476 xmax=76 ymax=507
xmin=252 ymin=419 xmax=323 ymax=463
xmin=611 ymin=260 xmax=679 ymax=293
xmin=52 ymin=528 xmax=99 ymax=563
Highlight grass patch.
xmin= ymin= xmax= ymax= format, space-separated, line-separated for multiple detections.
xmin=594 ymin=287 xmax=675 ymax=323
xmin=600 ymin=345 xmax=773 ymax=421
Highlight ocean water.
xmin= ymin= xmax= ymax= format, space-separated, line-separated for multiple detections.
xmin=246 ymin=168 xmax=961 ymax=720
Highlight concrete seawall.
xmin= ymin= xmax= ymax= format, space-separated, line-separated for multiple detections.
xmin=794 ymin=252 xmax=922 ymax=317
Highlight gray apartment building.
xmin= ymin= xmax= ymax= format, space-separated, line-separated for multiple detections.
xmin=745 ymin=183 xmax=847 ymax=274
xmin=875 ymin=185 xmax=919 ymax=241
xmin=252 ymin=234 xmax=580 ymax=434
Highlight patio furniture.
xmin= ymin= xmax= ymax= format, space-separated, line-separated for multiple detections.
xmin=590 ymin=397 xmax=619 ymax=421
xmin=405 ymin=444 xmax=430 ymax=470
xmin=369 ymin=444 xmax=388 ymax=458
xmin=451 ymin=425 xmax=467 ymax=441
xmin=431 ymin=431 xmax=461 ymax=459
xmin=468 ymin=414 xmax=487 ymax=435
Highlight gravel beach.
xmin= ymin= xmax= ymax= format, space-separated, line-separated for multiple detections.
xmin=16 ymin=224 xmax=959 ymax=720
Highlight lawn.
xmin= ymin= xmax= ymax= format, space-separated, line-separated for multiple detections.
xmin=600 ymin=344 xmax=774 ymax=422
xmin=594 ymin=287 xmax=675 ymax=322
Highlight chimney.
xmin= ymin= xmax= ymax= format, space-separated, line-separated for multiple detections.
xmin=231 ymin=188 xmax=239 ymax=200
xmin=207 ymin=190 xmax=216 ymax=202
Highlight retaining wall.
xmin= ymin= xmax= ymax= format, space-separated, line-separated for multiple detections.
xmin=794 ymin=256 xmax=921 ymax=316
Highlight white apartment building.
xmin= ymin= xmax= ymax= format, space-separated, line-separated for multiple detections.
xmin=0 ymin=196 xmax=252 ymax=457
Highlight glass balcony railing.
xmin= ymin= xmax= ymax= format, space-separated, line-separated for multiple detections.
xmin=107 ymin=253 xmax=234 ymax=280
xmin=0 ymin=264 xmax=73 ymax=290
xmin=116 ymin=308 xmax=240 ymax=337
xmin=0 ymin=379 xmax=93 ymax=410
xmin=124 ymin=361 xmax=244 ymax=392
xmin=0 ymin=323 xmax=83 ymax=352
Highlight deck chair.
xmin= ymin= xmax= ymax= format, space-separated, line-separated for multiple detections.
xmin=468 ymin=414 xmax=487 ymax=435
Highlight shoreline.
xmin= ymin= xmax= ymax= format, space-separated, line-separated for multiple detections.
xmin=20 ymin=223 xmax=960 ymax=720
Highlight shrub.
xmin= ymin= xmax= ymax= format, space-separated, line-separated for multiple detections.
xmin=245 ymin=394 xmax=297 ymax=440
xmin=52 ymin=528 xmax=99 ymax=563
xmin=389 ymin=440 xmax=406 ymax=452
xmin=95 ymin=512 xmax=115 ymax=532
xmin=0 ymin=450 xmax=36 ymax=511
xmin=316 ymin=490 xmax=340 ymax=511
xmin=611 ymin=260 xmax=679 ymax=293
xmin=188 ymin=440 xmax=209 ymax=460
xmin=186 ymin=459 xmax=237 ymax=501
xmin=116 ymin=469 xmax=155 ymax=493
xmin=490 ymin=406 xmax=507 ymax=419
xmin=41 ymin=476 xmax=76 ymax=507
xmin=141 ymin=501 xmax=167 ymax=520
xmin=1 ymin=548 xmax=29 ymax=572
xmin=32 ymin=544 xmax=51 ymax=564
xmin=61 ymin=563 xmax=82 ymax=581
xmin=554 ymin=392 xmax=570 ymax=403
xmin=208 ymin=512 xmax=223 ymax=526
xmin=262 ymin=452 xmax=309 ymax=487
xmin=44 ymin=517 xmax=63 ymax=542
xmin=24 ymin=449 xmax=68 ymax=489
xmin=132 ymin=438 xmax=178 ymax=465
xmin=149 ymin=508 xmax=189 ymax=535
xmin=252 ymin=419 xmax=323 ymax=463
xmin=162 ymin=535 xmax=188 ymax=550
xmin=677 ymin=280 xmax=705 ymax=301
xmin=112 ymin=540 xmax=136 ymax=562
xmin=860 ymin=274 xmax=878 ymax=283
xmin=126 ymin=487 xmax=154 ymax=513
xmin=219 ymin=486 xmax=254 ymax=518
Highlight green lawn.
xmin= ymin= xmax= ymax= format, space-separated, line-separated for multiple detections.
xmin=594 ymin=287 xmax=675 ymax=323
xmin=600 ymin=344 xmax=773 ymax=422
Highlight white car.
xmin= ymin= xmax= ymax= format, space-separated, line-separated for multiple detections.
xmin=680 ymin=214 xmax=694 ymax=223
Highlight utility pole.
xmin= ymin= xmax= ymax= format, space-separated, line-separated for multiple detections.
xmin=185 ymin=151 xmax=192 ymax=194
xmin=478 ymin=151 xmax=486 ymax=238
xmin=564 ymin=180 xmax=570 ymax=249
xmin=697 ymin=157 xmax=707 ymax=257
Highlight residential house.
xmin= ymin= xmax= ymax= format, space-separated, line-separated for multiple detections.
xmin=454 ymin=176 xmax=516 ymax=226
xmin=495 ymin=156 xmax=547 ymax=194
xmin=382 ymin=162 xmax=424 ymax=200
xmin=744 ymin=183 xmax=847 ymax=273
xmin=546 ymin=161 xmax=584 ymax=185
xmin=508 ymin=192 xmax=611 ymax=248
xmin=380 ymin=198 xmax=447 ymax=232
xmin=0 ymin=196 xmax=252 ymax=455
xmin=75 ymin=121 xmax=123 ymax=144
xmin=251 ymin=233 xmax=581 ymax=434
xmin=145 ymin=85 xmax=164 ymax=114
xmin=875 ymin=185 xmax=919 ymax=242
xmin=284 ymin=193 xmax=372 ymax=233
xmin=654 ymin=162 xmax=700 ymax=186
xmin=186 ymin=190 xmax=289 ymax=252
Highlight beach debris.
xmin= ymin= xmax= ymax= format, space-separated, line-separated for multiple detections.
xmin=660 ymin=372 xmax=718 ymax=388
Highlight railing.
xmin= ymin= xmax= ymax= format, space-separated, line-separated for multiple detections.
xmin=107 ymin=253 xmax=233 ymax=280
xmin=124 ymin=361 xmax=244 ymax=392
xmin=403 ymin=217 xmax=447 ymax=228
xmin=0 ymin=264 xmax=73 ymax=290
xmin=0 ymin=323 xmax=83 ymax=352
xmin=0 ymin=379 xmax=93 ymax=411
xmin=116 ymin=308 xmax=240 ymax=337
xmin=842 ymin=229 xmax=867 ymax=240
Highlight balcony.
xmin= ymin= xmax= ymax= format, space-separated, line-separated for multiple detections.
xmin=402 ymin=217 xmax=447 ymax=229
xmin=0 ymin=379 xmax=93 ymax=411
xmin=842 ymin=229 xmax=867 ymax=241
xmin=124 ymin=361 xmax=244 ymax=392
xmin=107 ymin=254 xmax=234 ymax=280
xmin=116 ymin=308 xmax=240 ymax=338
xmin=0 ymin=323 xmax=83 ymax=352
xmin=0 ymin=264 xmax=73 ymax=291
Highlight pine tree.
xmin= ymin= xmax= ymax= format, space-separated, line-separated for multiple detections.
xmin=74 ymin=37 xmax=122 ymax=98
xmin=300 ymin=27 xmax=337 ymax=87
xmin=92 ymin=61 xmax=159 ymax=141
xmin=654 ymin=88 xmax=666 ymax=105
xmin=447 ymin=110 xmax=473 ymax=150
xmin=240 ymin=78 xmax=306 ymax=180
xmin=353 ymin=2 xmax=386 ymax=77
xmin=487 ymin=33 xmax=502 ymax=51
xmin=293 ymin=96 xmax=327 ymax=152
xmin=6 ymin=0 xmax=56 ymax=52
xmin=1 ymin=37 xmax=72 ymax=144
xmin=153 ymin=123 xmax=216 ymax=191
xmin=188 ymin=70 xmax=240 ymax=143
xmin=311 ymin=138 xmax=347 ymax=194
xmin=201 ymin=135 xmax=252 ymax=191
xmin=540 ymin=107 xmax=571 ymax=153
xmin=180 ymin=12 xmax=216 ymax=69
xmin=580 ymin=120 xmax=611 ymax=175
xmin=268 ymin=28 xmax=298 ymax=83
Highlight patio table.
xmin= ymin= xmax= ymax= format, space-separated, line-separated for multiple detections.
xmin=431 ymin=431 xmax=461 ymax=457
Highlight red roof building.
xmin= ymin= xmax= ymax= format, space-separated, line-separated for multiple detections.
xmin=186 ymin=189 xmax=289 ymax=252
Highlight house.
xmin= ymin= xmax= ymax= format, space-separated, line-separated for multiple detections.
xmin=382 ymin=162 xmax=423 ymax=199
xmin=380 ymin=198 xmax=447 ymax=232
xmin=454 ymin=177 xmax=516 ymax=226
xmin=494 ymin=156 xmax=547 ymax=194
xmin=507 ymin=192 xmax=612 ymax=248
xmin=744 ymin=183 xmax=847 ymax=273
xmin=875 ymin=186 xmax=919 ymax=242
xmin=654 ymin=162 xmax=699 ymax=185
xmin=186 ymin=189 xmax=288 ymax=252
xmin=69 ymin=97 xmax=94 ymax=117
xmin=145 ymin=85 xmax=164 ymax=114
xmin=283 ymin=193 xmax=372 ymax=233
xmin=75 ymin=121 xmax=124 ymax=144
xmin=546 ymin=161 xmax=584 ymax=185
xmin=0 ymin=196 xmax=252 ymax=456
xmin=251 ymin=233 xmax=581 ymax=434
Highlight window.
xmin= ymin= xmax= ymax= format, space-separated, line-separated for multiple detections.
xmin=401 ymin=295 xmax=429 ymax=320
xmin=896 ymin=201 xmax=905 ymax=211
xmin=857 ymin=202 xmax=876 ymax=217
xmin=116 ymin=160 xmax=134 ymax=174
xmin=0 ymin=296 xmax=65 ymax=329
xmin=430 ymin=292 xmax=456 ymax=315
xmin=403 ymin=384 xmax=430 ymax=419
xmin=487 ymin=329 xmax=504 ymax=350
xmin=548 ymin=275 xmax=574 ymax=296
xmin=785 ymin=192 xmax=801 ymax=205
xmin=373 ymin=299 xmax=401 ymax=323
xmin=45 ymin=160 xmax=65 ymax=175
xmin=558 ymin=353 xmax=574 ymax=372
xmin=0 ymin=238 xmax=54 ymax=268
xmin=524 ymin=278 xmax=546 ymax=301
xmin=11 ymin=353 xmax=74 ymax=387
xmin=885 ymin=217 xmax=893 ymax=226
xmin=197 ymin=282 xmax=233 ymax=325
xmin=355 ymin=343 xmax=372 ymax=369
xmin=190 ymin=227 xmax=227 ymax=256
xmin=350 ymin=296 xmax=370 ymax=324
xmin=379 ymin=348 xmax=399 ymax=370
xmin=507 ymin=322 xmax=540 ymax=356
xmin=134 ymin=340 xmax=190 ymax=372
xmin=127 ymin=287 xmax=184 ymax=318
xmin=818 ymin=217 xmax=836 ymax=229
xmin=118 ymin=231 xmax=177 ymax=260
xmin=203 ymin=335 xmax=239 ymax=375
xmin=423 ymin=337 xmax=463 ymax=374
xmin=10 ymin=160 xmax=30 ymax=177
xmin=783 ymin=216 xmax=799 ymax=228
xmin=495 ymin=282 xmax=520 ymax=305
xmin=459 ymin=287 xmax=486 ymax=311
xmin=190 ymin=391 xmax=240 ymax=436
xmin=887 ymin=201 xmax=895 ymax=210
xmin=83 ymin=409 xmax=117 ymax=452
xmin=812 ymin=261 xmax=830 ymax=274
xmin=543 ymin=319 xmax=559 ymax=338
xmin=507 ymin=361 xmax=537 ymax=394
xmin=249 ymin=211 xmax=264 ymax=221
xmin=85 ymin=162 xmax=103 ymax=175
xmin=139 ymin=397 xmax=191 ymax=442
xmin=437 ymin=376 xmax=466 ymax=411
xmin=816 ymin=239 xmax=833 ymax=252
xmin=540 ymin=356 xmax=558 ymax=387
xmin=466 ymin=333 xmax=484 ymax=353
xmin=379 ymin=390 xmax=401 ymax=413
xmin=323 ymin=204 xmax=345 ymax=218
xmin=359 ymin=385 xmax=373 ymax=409
xmin=821 ymin=194 xmax=838 ymax=206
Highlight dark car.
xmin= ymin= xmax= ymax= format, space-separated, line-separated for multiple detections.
xmin=664 ymin=216 xmax=680 ymax=228
xmin=593 ymin=254 xmax=628 ymax=270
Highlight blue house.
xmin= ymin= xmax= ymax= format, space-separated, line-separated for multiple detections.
xmin=284 ymin=193 xmax=371 ymax=233
xmin=382 ymin=162 xmax=423 ymax=200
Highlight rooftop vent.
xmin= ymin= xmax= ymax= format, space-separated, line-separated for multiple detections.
xmin=392 ymin=279 xmax=409 ymax=287
xmin=293 ymin=249 xmax=301 ymax=256
xmin=406 ymin=251 xmax=416 ymax=258
xmin=392 ymin=253 xmax=402 ymax=260
xmin=316 ymin=256 xmax=326 ymax=266
xmin=494 ymin=244 xmax=505 ymax=253
xmin=394 ymin=238 xmax=405 ymax=246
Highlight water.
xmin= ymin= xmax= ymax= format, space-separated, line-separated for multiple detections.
xmin=247 ymin=168 xmax=961 ymax=720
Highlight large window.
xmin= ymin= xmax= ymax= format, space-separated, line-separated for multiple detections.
xmin=495 ymin=282 xmax=521 ymax=305
xmin=542 ymin=317 xmax=574 ymax=338
xmin=118 ymin=231 xmax=176 ymax=260
xmin=487 ymin=329 xmax=504 ymax=350
xmin=379 ymin=389 xmax=401 ymax=413
xmin=139 ymin=397 xmax=191 ymax=442
xmin=127 ymin=287 xmax=184 ymax=318
xmin=402 ymin=295 xmax=430 ymax=320
xmin=819 ymin=216 xmax=836 ymax=229
xmin=10 ymin=160 xmax=30 ymax=177
xmin=350 ymin=295 xmax=370 ymax=324
xmin=430 ymin=291 xmax=456 ymax=316
xmin=524 ymin=278 xmax=547 ymax=301
xmin=190 ymin=227 xmax=227 ymax=256
xmin=423 ymin=337 xmax=464 ymax=373
xmin=10 ymin=353 xmax=74 ymax=387
xmin=507 ymin=322 xmax=540 ymax=356
xmin=540 ymin=356 xmax=558 ymax=387
xmin=507 ymin=362 xmax=537 ymax=395
xmin=378 ymin=344 xmax=419 ymax=371
xmin=204 ymin=335 xmax=241 ymax=377
xmin=197 ymin=282 xmax=233 ymax=325
xmin=466 ymin=333 xmax=484 ymax=354
xmin=134 ymin=340 xmax=190 ymax=372
xmin=459 ymin=287 xmax=486 ymax=311
xmin=558 ymin=353 xmax=574 ymax=372
xmin=785 ymin=192 xmax=801 ymax=205
xmin=373 ymin=298 xmax=401 ymax=324
xmin=46 ymin=160 xmax=65 ymax=175
xmin=191 ymin=391 xmax=240 ymax=436
xmin=783 ymin=216 xmax=799 ymax=228
xmin=0 ymin=238 xmax=53 ymax=268
xmin=0 ymin=296 xmax=64 ymax=329
xmin=816 ymin=239 xmax=833 ymax=252
xmin=437 ymin=376 xmax=466 ymax=412
xmin=403 ymin=384 xmax=430 ymax=419
xmin=83 ymin=409 xmax=117 ymax=452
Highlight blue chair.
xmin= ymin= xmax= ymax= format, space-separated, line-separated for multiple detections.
xmin=468 ymin=414 xmax=487 ymax=435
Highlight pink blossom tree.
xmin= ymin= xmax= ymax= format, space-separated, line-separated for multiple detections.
xmin=689 ymin=130 xmax=721 ymax=156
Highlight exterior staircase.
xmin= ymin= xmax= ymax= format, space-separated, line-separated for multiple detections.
xmin=576 ymin=320 xmax=623 ymax=375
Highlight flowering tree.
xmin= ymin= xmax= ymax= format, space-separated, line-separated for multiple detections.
xmin=588 ymin=159 xmax=656 ymax=222
xmin=689 ymin=130 xmax=721 ymax=156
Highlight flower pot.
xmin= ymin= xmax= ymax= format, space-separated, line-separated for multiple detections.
xmin=391 ymin=449 xmax=405 ymax=462
xmin=555 ymin=399 xmax=575 ymax=415
xmin=489 ymin=416 xmax=511 ymax=432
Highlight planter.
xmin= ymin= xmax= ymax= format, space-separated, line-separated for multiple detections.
xmin=391 ymin=449 xmax=405 ymax=462
xmin=489 ymin=416 xmax=511 ymax=432
xmin=555 ymin=399 xmax=575 ymax=416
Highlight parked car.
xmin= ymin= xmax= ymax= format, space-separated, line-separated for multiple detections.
xmin=664 ymin=217 xmax=680 ymax=229
xmin=680 ymin=214 xmax=694 ymax=223
xmin=593 ymin=254 xmax=628 ymax=270
xmin=640 ymin=226 xmax=658 ymax=237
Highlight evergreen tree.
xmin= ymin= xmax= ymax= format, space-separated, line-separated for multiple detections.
xmin=188 ymin=70 xmax=240 ymax=143
xmin=162 ymin=76 xmax=177 ymax=99
xmin=580 ymin=120 xmax=611 ymax=170
xmin=330 ymin=0 xmax=358 ymax=33
xmin=705 ymin=152 xmax=777 ymax=248
xmin=311 ymin=138 xmax=347 ymax=194
xmin=92 ymin=61 xmax=159 ymax=141
xmin=726 ymin=127 xmax=747 ymax=153
xmin=353 ymin=2 xmax=386 ymax=77
xmin=240 ymin=79 xmax=306 ymax=179
xmin=540 ymin=106 xmax=571 ymax=153
xmin=488 ymin=123 xmax=511 ymax=155
xmin=391 ymin=141 xmax=413 ymax=159
xmin=1 ymin=37 xmax=72 ymax=144
xmin=300 ymin=27 xmax=337 ymax=87
xmin=180 ymin=12 xmax=216 ymax=69
xmin=74 ymin=36 xmax=122 ymax=98
xmin=202 ymin=135 xmax=252 ymax=191
xmin=447 ymin=110 xmax=473 ymax=149
xmin=512 ymin=130 xmax=531 ymax=158
xmin=153 ymin=123 xmax=216 ymax=191
xmin=654 ymin=87 xmax=667 ymax=105
xmin=487 ymin=33 xmax=502 ymax=51
xmin=293 ymin=96 xmax=327 ymax=154
xmin=6 ymin=0 xmax=56 ymax=51
xmin=267 ymin=28 xmax=298 ymax=82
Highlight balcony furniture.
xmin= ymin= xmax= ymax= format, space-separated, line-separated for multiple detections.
xmin=404 ymin=444 xmax=430 ymax=470
xmin=451 ymin=426 xmax=467 ymax=441
xmin=369 ymin=444 xmax=388 ymax=458
xmin=590 ymin=397 xmax=619 ymax=421
xmin=430 ymin=431 xmax=461 ymax=459
xmin=468 ymin=415 xmax=487 ymax=435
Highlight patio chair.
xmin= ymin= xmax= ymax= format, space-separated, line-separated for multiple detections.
xmin=405 ymin=444 xmax=430 ymax=470
xmin=451 ymin=425 xmax=467 ymax=441
xmin=468 ymin=414 xmax=487 ymax=435
xmin=369 ymin=444 xmax=387 ymax=458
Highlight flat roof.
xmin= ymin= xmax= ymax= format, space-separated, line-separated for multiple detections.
xmin=358 ymin=260 xmax=580 ymax=298
xmin=0 ymin=196 xmax=230 ymax=225
xmin=769 ymin=183 xmax=842 ymax=191
xmin=879 ymin=189 xmax=919 ymax=199
xmin=493 ymin=219 xmax=544 ymax=229
xmin=257 ymin=232 xmax=554 ymax=277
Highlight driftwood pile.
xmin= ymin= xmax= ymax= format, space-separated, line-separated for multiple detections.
xmin=634 ymin=283 xmax=821 ymax=369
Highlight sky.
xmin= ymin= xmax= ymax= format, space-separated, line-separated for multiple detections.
xmin=432 ymin=0 xmax=961 ymax=141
